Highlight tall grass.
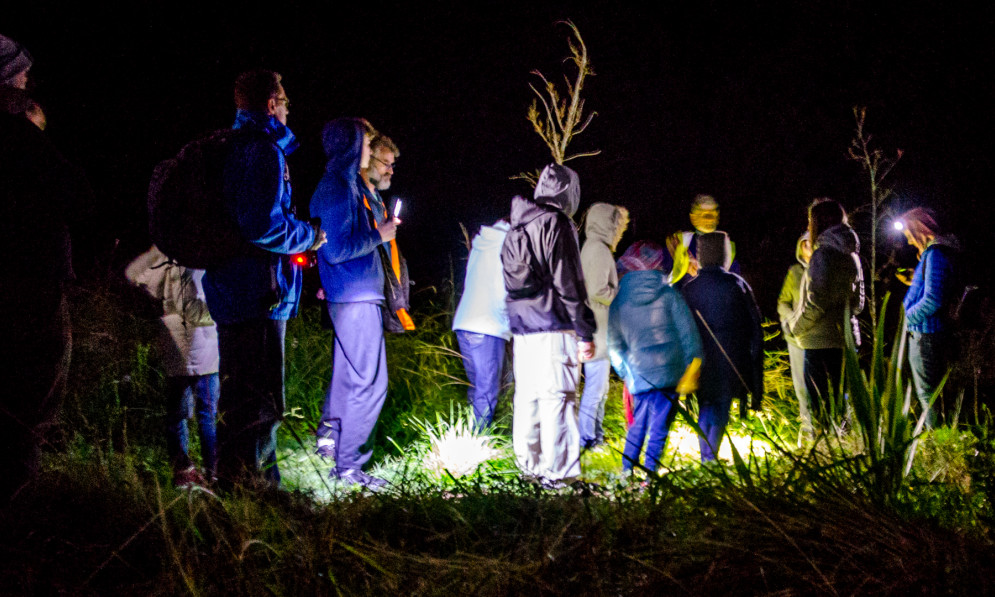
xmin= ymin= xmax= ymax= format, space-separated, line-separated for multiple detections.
xmin=4 ymin=277 xmax=995 ymax=594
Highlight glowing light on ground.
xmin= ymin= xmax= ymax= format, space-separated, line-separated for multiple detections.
xmin=423 ymin=426 xmax=503 ymax=478
xmin=667 ymin=424 xmax=773 ymax=462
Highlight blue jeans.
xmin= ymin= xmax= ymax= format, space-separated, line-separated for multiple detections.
xmin=455 ymin=330 xmax=506 ymax=428
xmin=909 ymin=330 xmax=950 ymax=428
xmin=696 ymin=384 xmax=733 ymax=462
xmin=166 ymin=373 xmax=219 ymax=476
xmin=216 ymin=317 xmax=286 ymax=488
xmin=622 ymin=388 xmax=679 ymax=472
xmin=578 ymin=359 xmax=611 ymax=447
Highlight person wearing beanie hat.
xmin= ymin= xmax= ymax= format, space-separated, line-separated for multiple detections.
xmin=898 ymin=207 xmax=961 ymax=428
xmin=777 ymin=231 xmax=814 ymax=438
xmin=0 ymin=34 xmax=93 ymax=501
xmin=681 ymin=232 xmax=764 ymax=462
xmin=0 ymin=34 xmax=33 ymax=89
xmin=666 ymin=194 xmax=738 ymax=286
xmin=502 ymin=163 xmax=597 ymax=486
xmin=607 ymin=240 xmax=702 ymax=473
xmin=578 ymin=203 xmax=629 ymax=449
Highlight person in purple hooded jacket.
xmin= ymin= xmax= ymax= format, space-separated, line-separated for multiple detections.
xmin=310 ymin=118 xmax=399 ymax=490
xmin=501 ymin=163 xmax=596 ymax=486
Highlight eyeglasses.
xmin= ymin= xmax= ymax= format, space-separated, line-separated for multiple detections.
xmin=371 ymin=156 xmax=395 ymax=171
xmin=275 ymin=96 xmax=291 ymax=108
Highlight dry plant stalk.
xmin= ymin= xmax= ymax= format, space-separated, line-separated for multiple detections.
xmin=513 ymin=20 xmax=600 ymax=185
xmin=849 ymin=106 xmax=903 ymax=332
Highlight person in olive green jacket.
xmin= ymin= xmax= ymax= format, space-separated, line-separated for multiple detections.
xmin=579 ymin=203 xmax=629 ymax=449
xmin=777 ymin=232 xmax=813 ymax=436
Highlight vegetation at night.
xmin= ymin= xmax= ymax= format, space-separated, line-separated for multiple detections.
xmin=1 ymin=272 xmax=994 ymax=595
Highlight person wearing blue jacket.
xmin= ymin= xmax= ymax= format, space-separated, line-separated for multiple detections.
xmin=608 ymin=242 xmax=702 ymax=474
xmin=310 ymin=118 xmax=399 ymax=490
xmin=899 ymin=207 xmax=960 ymax=428
xmin=203 ymin=70 xmax=325 ymax=488
xmin=681 ymin=232 xmax=764 ymax=461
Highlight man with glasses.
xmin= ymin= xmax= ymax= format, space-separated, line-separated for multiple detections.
xmin=360 ymin=134 xmax=399 ymax=223
xmin=203 ymin=70 xmax=326 ymax=489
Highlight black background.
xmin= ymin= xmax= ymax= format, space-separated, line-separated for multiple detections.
xmin=7 ymin=1 xmax=994 ymax=312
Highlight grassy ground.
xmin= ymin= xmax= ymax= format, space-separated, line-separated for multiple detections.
xmin=2 ymin=279 xmax=994 ymax=595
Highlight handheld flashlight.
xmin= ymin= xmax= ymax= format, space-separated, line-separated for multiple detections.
xmin=393 ymin=199 xmax=403 ymax=218
xmin=892 ymin=220 xmax=905 ymax=231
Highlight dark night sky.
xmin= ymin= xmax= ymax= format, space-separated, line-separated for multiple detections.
xmin=8 ymin=2 xmax=995 ymax=313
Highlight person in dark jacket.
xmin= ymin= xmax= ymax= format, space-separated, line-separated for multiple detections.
xmin=786 ymin=199 xmax=864 ymax=429
xmin=501 ymin=163 xmax=596 ymax=485
xmin=681 ymin=232 xmax=764 ymax=461
xmin=310 ymin=118 xmax=399 ymax=490
xmin=608 ymin=242 xmax=702 ymax=473
xmin=898 ymin=207 xmax=960 ymax=428
xmin=203 ymin=70 xmax=326 ymax=488
xmin=777 ymin=232 xmax=813 ymax=436
xmin=0 ymin=34 xmax=89 ymax=501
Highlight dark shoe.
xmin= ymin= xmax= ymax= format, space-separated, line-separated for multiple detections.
xmin=331 ymin=468 xmax=388 ymax=490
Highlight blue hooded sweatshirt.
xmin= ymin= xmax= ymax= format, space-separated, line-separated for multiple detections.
xmin=310 ymin=118 xmax=385 ymax=304
xmin=607 ymin=269 xmax=703 ymax=395
xmin=203 ymin=110 xmax=315 ymax=324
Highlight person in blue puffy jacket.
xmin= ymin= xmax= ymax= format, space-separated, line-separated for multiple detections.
xmin=608 ymin=242 xmax=702 ymax=474
xmin=898 ymin=207 xmax=960 ymax=428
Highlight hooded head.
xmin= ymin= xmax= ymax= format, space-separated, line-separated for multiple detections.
xmin=584 ymin=203 xmax=630 ymax=251
xmin=697 ymin=232 xmax=729 ymax=268
xmin=534 ymin=163 xmax=580 ymax=218
xmin=796 ymin=231 xmax=812 ymax=266
xmin=321 ymin=117 xmax=375 ymax=181
xmin=0 ymin=34 xmax=32 ymax=89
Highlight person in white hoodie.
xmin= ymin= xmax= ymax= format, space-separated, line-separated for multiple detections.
xmin=578 ymin=203 xmax=629 ymax=449
xmin=452 ymin=220 xmax=512 ymax=427
xmin=127 ymin=246 xmax=220 ymax=487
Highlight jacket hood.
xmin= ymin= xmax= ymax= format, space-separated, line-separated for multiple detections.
xmin=795 ymin=231 xmax=810 ymax=266
xmin=585 ymin=203 xmax=626 ymax=250
xmin=816 ymin=223 xmax=859 ymax=255
xmin=510 ymin=195 xmax=550 ymax=227
xmin=321 ymin=118 xmax=364 ymax=180
xmin=473 ymin=220 xmax=510 ymax=251
xmin=534 ymin=163 xmax=580 ymax=218
xmin=233 ymin=109 xmax=299 ymax=155
xmin=621 ymin=269 xmax=668 ymax=307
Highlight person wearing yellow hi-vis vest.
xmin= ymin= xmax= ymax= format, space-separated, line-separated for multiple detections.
xmin=309 ymin=118 xmax=402 ymax=490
